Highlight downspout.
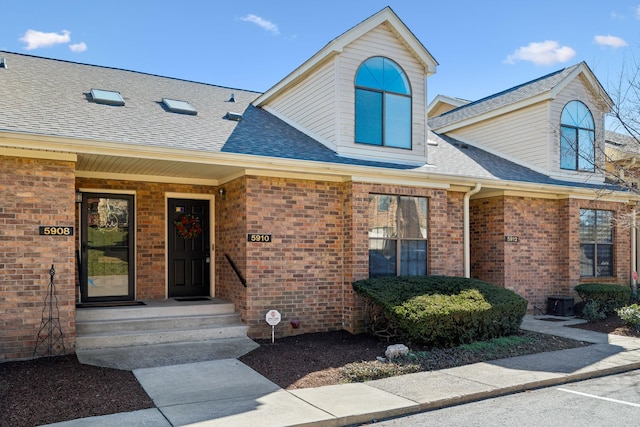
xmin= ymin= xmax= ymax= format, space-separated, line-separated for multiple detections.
xmin=464 ymin=183 xmax=482 ymax=278
xmin=633 ymin=205 xmax=638 ymax=297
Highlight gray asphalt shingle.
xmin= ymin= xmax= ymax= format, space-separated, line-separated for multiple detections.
xmin=0 ymin=52 xmax=621 ymax=191
xmin=429 ymin=64 xmax=580 ymax=130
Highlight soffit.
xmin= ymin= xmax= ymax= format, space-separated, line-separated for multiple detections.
xmin=75 ymin=153 xmax=241 ymax=183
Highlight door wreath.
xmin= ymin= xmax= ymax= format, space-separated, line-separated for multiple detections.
xmin=174 ymin=213 xmax=203 ymax=239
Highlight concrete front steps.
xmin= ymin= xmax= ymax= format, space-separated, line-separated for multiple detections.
xmin=75 ymin=298 xmax=258 ymax=370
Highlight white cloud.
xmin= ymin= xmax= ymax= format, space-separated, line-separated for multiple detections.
xmin=20 ymin=29 xmax=71 ymax=50
xmin=610 ymin=11 xmax=624 ymax=20
xmin=505 ymin=40 xmax=576 ymax=66
xmin=240 ymin=14 xmax=279 ymax=35
xmin=69 ymin=42 xmax=87 ymax=52
xmin=636 ymin=5 xmax=640 ymax=19
xmin=594 ymin=35 xmax=627 ymax=48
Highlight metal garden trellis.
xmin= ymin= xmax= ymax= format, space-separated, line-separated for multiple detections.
xmin=33 ymin=264 xmax=67 ymax=359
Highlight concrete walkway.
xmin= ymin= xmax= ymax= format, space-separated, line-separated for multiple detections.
xmin=41 ymin=316 xmax=640 ymax=427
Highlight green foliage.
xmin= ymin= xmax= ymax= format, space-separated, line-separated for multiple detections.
xmin=582 ymin=301 xmax=606 ymax=322
xmin=352 ymin=276 xmax=528 ymax=347
xmin=574 ymin=283 xmax=631 ymax=314
xmin=457 ymin=335 xmax=535 ymax=354
xmin=340 ymin=360 xmax=422 ymax=382
xmin=339 ymin=334 xmax=537 ymax=383
xmin=616 ymin=304 xmax=640 ymax=330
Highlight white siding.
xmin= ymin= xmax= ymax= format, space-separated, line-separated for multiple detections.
xmin=451 ymin=101 xmax=550 ymax=171
xmin=447 ymin=75 xmax=607 ymax=183
xmin=267 ymin=59 xmax=338 ymax=148
xmin=547 ymin=77 xmax=606 ymax=183
xmin=337 ymin=23 xmax=427 ymax=164
xmin=262 ymin=22 xmax=429 ymax=165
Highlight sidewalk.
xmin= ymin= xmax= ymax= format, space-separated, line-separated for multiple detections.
xmin=42 ymin=315 xmax=640 ymax=427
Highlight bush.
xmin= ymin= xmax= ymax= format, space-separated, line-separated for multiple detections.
xmin=616 ymin=304 xmax=640 ymax=330
xmin=582 ymin=301 xmax=606 ymax=322
xmin=574 ymin=283 xmax=631 ymax=314
xmin=352 ymin=276 xmax=528 ymax=347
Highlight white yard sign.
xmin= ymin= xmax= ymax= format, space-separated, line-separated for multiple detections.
xmin=265 ymin=309 xmax=281 ymax=343
xmin=265 ymin=309 xmax=281 ymax=326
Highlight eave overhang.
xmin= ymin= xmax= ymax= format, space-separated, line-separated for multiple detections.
xmin=1 ymin=130 xmax=634 ymax=202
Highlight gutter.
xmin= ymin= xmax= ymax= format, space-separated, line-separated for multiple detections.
xmin=464 ymin=183 xmax=482 ymax=278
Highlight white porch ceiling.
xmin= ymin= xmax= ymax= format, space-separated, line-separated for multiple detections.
xmin=76 ymin=153 xmax=243 ymax=184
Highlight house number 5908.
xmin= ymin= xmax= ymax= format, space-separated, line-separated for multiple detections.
xmin=39 ymin=226 xmax=74 ymax=236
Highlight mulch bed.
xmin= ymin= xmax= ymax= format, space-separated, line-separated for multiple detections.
xmin=1 ymin=314 xmax=637 ymax=427
xmin=0 ymin=355 xmax=154 ymax=427
xmin=568 ymin=313 xmax=640 ymax=337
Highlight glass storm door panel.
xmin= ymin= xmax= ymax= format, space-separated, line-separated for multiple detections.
xmin=81 ymin=194 xmax=134 ymax=301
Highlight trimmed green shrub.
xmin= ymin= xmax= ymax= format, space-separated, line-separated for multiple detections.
xmin=352 ymin=276 xmax=528 ymax=347
xmin=574 ymin=283 xmax=631 ymax=314
xmin=582 ymin=300 xmax=606 ymax=322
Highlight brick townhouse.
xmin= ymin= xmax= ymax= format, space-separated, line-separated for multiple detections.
xmin=1 ymin=7 xmax=638 ymax=361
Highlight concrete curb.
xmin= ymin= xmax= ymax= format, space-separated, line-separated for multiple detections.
xmin=40 ymin=316 xmax=640 ymax=427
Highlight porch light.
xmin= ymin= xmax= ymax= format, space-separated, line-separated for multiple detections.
xmin=75 ymin=192 xmax=83 ymax=204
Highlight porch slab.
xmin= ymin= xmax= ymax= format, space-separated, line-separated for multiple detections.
xmin=76 ymin=337 xmax=259 ymax=370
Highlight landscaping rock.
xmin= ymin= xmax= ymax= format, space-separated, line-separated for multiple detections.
xmin=385 ymin=344 xmax=409 ymax=359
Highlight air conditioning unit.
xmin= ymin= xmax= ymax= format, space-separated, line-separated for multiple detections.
xmin=547 ymin=296 xmax=575 ymax=317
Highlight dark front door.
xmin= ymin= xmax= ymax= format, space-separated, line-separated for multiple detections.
xmin=168 ymin=199 xmax=211 ymax=297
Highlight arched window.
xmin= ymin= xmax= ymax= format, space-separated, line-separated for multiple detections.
xmin=560 ymin=101 xmax=595 ymax=171
xmin=355 ymin=57 xmax=411 ymax=149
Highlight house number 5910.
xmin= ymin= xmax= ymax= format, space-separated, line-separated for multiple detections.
xmin=248 ymin=233 xmax=272 ymax=242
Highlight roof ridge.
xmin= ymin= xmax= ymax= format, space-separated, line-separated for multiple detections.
xmin=436 ymin=64 xmax=577 ymax=118
xmin=0 ymin=50 xmax=262 ymax=94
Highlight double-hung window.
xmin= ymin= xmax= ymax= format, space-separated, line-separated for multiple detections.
xmin=560 ymin=101 xmax=595 ymax=171
xmin=368 ymin=195 xmax=427 ymax=277
xmin=355 ymin=57 xmax=411 ymax=149
xmin=580 ymin=209 xmax=613 ymax=277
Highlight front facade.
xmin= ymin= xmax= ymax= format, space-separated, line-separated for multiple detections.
xmin=1 ymin=7 xmax=638 ymax=361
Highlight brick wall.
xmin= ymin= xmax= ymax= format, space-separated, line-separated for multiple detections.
xmin=215 ymin=177 xmax=248 ymax=323
xmin=242 ymin=176 xmax=346 ymax=338
xmin=238 ymin=178 xmax=463 ymax=338
xmin=342 ymin=182 xmax=367 ymax=333
xmin=470 ymin=197 xmax=506 ymax=285
xmin=1 ymin=156 xmax=76 ymax=360
xmin=504 ymin=197 xmax=564 ymax=307
xmin=471 ymin=195 xmax=632 ymax=311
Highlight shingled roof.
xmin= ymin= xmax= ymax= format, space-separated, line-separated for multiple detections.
xmin=429 ymin=63 xmax=584 ymax=130
xmin=0 ymin=51 xmax=260 ymax=152
xmin=0 ymin=51 xmax=623 ymax=192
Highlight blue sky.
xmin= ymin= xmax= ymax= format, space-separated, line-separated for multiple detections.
xmin=2 ymin=1 xmax=639 ymax=104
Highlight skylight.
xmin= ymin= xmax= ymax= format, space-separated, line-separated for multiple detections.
xmin=90 ymin=89 xmax=125 ymax=106
xmin=162 ymin=98 xmax=197 ymax=115
xmin=225 ymin=111 xmax=243 ymax=121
